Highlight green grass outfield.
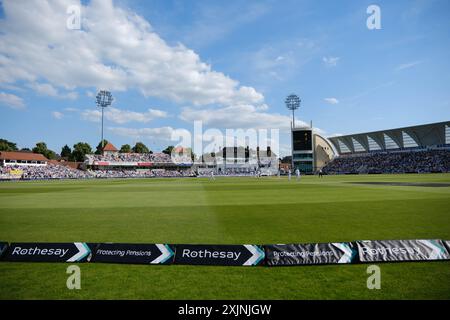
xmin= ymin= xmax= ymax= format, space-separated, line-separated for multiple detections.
xmin=0 ymin=173 xmax=449 ymax=299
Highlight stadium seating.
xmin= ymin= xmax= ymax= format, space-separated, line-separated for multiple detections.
xmin=323 ymin=149 xmax=450 ymax=174
xmin=0 ymin=164 xmax=195 ymax=180
xmin=85 ymin=152 xmax=191 ymax=164
xmin=0 ymin=164 xmax=91 ymax=180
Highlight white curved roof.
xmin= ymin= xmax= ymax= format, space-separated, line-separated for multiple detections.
xmin=328 ymin=121 xmax=450 ymax=154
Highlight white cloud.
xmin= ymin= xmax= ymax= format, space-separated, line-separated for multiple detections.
xmin=65 ymin=92 xmax=78 ymax=100
xmin=0 ymin=92 xmax=25 ymax=109
xmin=64 ymin=107 xmax=79 ymax=112
xmin=395 ymin=60 xmax=422 ymax=71
xmin=324 ymin=97 xmax=339 ymax=105
xmin=108 ymin=126 xmax=188 ymax=142
xmin=0 ymin=0 xmax=263 ymax=106
xmin=29 ymin=83 xmax=58 ymax=97
xmin=255 ymin=104 xmax=269 ymax=111
xmin=322 ymin=56 xmax=340 ymax=67
xmin=0 ymin=83 xmax=24 ymax=91
xmin=313 ymin=127 xmax=328 ymax=137
xmin=109 ymin=126 xmax=282 ymax=154
xmin=52 ymin=111 xmax=64 ymax=119
xmin=28 ymin=82 xmax=77 ymax=99
xmin=180 ymin=104 xmax=308 ymax=131
xmin=82 ymin=107 xmax=167 ymax=124
xmin=278 ymin=143 xmax=292 ymax=157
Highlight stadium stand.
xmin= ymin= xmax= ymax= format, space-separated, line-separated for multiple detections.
xmin=86 ymin=152 xmax=174 ymax=164
xmin=0 ymin=164 xmax=195 ymax=180
xmin=0 ymin=151 xmax=48 ymax=166
xmin=90 ymin=169 xmax=194 ymax=178
xmin=82 ymin=142 xmax=194 ymax=177
xmin=2 ymin=122 xmax=449 ymax=180
xmin=322 ymin=121 xmax=450 ymax=174
xmin=198 ymin=146 xmax=279 ymax=176
xmin=0 ymin=145 xmax=195 ymax=180
xmin=0 ymin=163 xmax=90 ymax=180
xmin=328 ymin=121 xmax=450 ymax=154
xmin=323 ymin=149 xmax=450 ymax=174
xmin=198 ymin=168 xmax=257 ymax=177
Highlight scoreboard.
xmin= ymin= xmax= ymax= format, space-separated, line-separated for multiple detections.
xmin=293 ymin=130 xmax=312 ymax=151
xmin=291 ymin=128 xmax=314 ymax=173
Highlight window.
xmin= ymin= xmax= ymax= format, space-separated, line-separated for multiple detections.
xmin=293 ymin=153 xmax=313 ymax=160
xmin=367 ymin=136 xmax=381 ymax=151
xmin=446 ymin=125 xmax=450 ymax=144
xmin=338 ymin=139 xmax=351 ymax=153
xmin=294 ymin=161 xmax=313 ymax=173
xmin=384 ymin=134 xmax=399 ymax=149
xmin=352 ymin=138 xmax=366 ymax=152
xmin=402 ymin=131 xmax=418 ymax=148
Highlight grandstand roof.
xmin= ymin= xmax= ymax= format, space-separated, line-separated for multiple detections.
xmin=0 ymin=151 xmax=48 ymax=162
xmin=102 ymin=142 xmax=118 ymax=152
xmin=328 ymin=121 xmax=450 ymax=155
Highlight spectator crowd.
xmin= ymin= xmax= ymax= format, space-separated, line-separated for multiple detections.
xmin=0 ymin=164 xmax=194 ymax=180
xmin=86 ymin=152 xmax=191 ymax=164
xmin=90 ymin=169 xmax=194 ymax=179
xmin=197 ymin=168 xmax=257 ymax=177
xmin=0 ymin=164 xmax=91 ymax=180
xmin=323 ymin=149 xmax=450 ymax=174
xmin=2 ymin=149 xmax=449 ymax=180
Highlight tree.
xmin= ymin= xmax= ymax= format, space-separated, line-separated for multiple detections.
xmin=132 ymin=142 xmax=150 ymax=154
xmin=60 ymin=145 xmax=72 ymax=159
xmin=32 ymin=142 xmax=57 ymax=160
xmin=46 ymin=150 xmax=57 ymax=160
xmin=70 ymin=142 xmax=92 ymax=162
xmin=162 ymin=145 xmax=174 ymax=155
xmin=95 ymin=139 xmax=109 ymax=155
xmin=0 ymin=138 xmax=18 ymax=151
xmin=120 ymin=144 xmax=131 ymax=153
xmin=32 ymin=142 xmax=48 ymax=155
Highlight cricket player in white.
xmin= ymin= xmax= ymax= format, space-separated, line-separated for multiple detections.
xmin=288 ymin=169 xmax=291 ymax=180
xmin=210 ymin=171 xmax=215 ymax=180
xmin=296 ymin=168 xmax=301 ymax=181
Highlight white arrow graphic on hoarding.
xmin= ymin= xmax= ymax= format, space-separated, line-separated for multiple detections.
xmin=418 ymin=240 xmax=448 ymax=260
xmin=152 ymin=244 xmax=174 ymax=264
xmin=67 ymin=242 xmax=91 ymax=262
xmin=332 ymin=243 xmax=354 ymax=263
xmin=243 ymin=245 xmax=265 ymax=266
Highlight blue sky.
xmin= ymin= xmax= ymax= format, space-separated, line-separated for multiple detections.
xmin=0 ymin=0 xmax=449 ymax=156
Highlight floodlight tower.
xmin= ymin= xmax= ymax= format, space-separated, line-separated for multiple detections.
xmin=95 ymin=90 xmax=113 ymax=149
xmin=285 ymin=94 xmax=300 ymax=129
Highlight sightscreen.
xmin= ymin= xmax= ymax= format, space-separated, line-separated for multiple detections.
xmin=293 ymin=130 xmax=312 ymax=151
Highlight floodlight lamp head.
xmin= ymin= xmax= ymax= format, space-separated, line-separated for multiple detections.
xmin=285 ymin=94 xmax=300 ymax=111
xmin=96 ymin=90 xmax=113 ymax=108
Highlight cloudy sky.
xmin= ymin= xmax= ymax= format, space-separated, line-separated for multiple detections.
xmin=1 ymin=0 xmax=449 ymax=156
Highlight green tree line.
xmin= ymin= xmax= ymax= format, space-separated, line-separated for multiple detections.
xmin=0 ymin=138 xmax=162 ymax=162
